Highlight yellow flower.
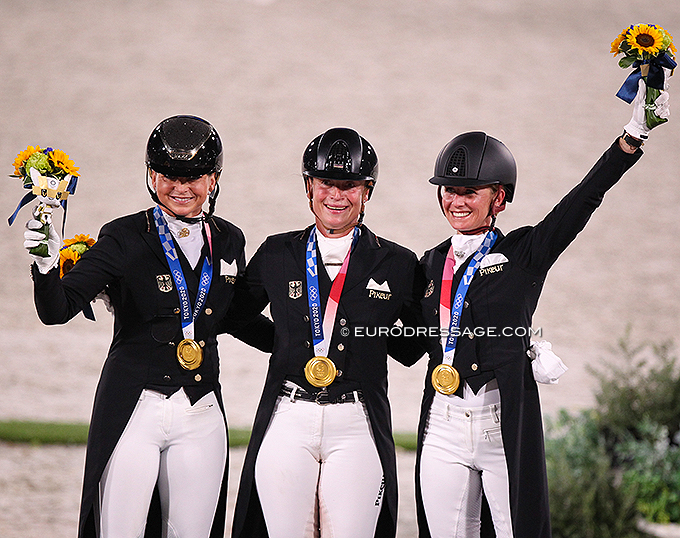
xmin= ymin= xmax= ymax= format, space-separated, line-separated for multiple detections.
xmin=59 ymin=247 xmax=81 ymax=278
xmin=627 ymin=24 xmax=665 ymax=56
xmin=49 ymin=149 xmax=80 ymax=177
xmin=12 ymin=145 xmax=42 ymax=175
xmin=611 ymin=28 xmax=629 ymax=54
xmin=60 ymin=234 xmax=95 ymax=276
xmin=665 ymin=29 xmax=677 ymax=55
xmin=63 ymin=234 xmax=95 ymax=248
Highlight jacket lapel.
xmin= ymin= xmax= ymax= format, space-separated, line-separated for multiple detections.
xmin=142 ymin=207 xmax=172 ymax=266
xmin=285 ymin=226 xmax=313 ymax=275
xmin=342 ymin=226 xmax=389 ymax=294
xmin=420 ymin=239 xmax=446 ymax=321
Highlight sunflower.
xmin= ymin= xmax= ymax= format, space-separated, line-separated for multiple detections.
xmin=63 ymin=234 xmax=95 ymax=255
xmin=59 ymin=247 xmax=81 ymax=278
xmin=63 ymin=233 xmax=95 ymax=248
xmin=12 ymin=145 xmax=43 ymax=176
xmin=627 ymin=24 xmax=665 ymax=57
xmin=49 ymin=148 xmax=80 ymax=177
xmin=610 ymin=28 xmax=629 ymax=54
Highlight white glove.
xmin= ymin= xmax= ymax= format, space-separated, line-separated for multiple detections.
xmin=528 ymin=340 xmax=568 ymax=385
xmin=654 ymin=90 xmax=671 ymax=119
xmin=623 ymin=78 xmax=651 ymax=139
xmin=623 ymin=75 xmax=671 ymax=140
xmin=24 ymin=217 xmax=60 ymax=274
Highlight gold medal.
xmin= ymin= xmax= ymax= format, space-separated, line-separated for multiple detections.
xmin=304 ymin=356 xmax=337 ymax=388
xmin=177 ymin=339 xmax=203 ymax=370
xmin=431 ymin=364 xmax=460 ymax=395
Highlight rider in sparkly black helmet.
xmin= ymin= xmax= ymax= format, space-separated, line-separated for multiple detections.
xmin=146 ymin=115 xmax=223 ymax=220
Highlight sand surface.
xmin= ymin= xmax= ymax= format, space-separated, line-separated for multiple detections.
xmin=1 ymin=0 xmax=678 ymax=536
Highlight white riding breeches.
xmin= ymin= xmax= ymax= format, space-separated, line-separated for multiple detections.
xmin=420 ymin=398 xmax=513 ymax=538
xmin=99 ymin=388 xmax=227 ymax=538
xmin=255 ymin=384 xmax=384 ymax=538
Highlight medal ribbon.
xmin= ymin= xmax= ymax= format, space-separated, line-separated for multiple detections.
xmin=439 ymin=231 xmax=497 ymax=366
xmin=153 ymin=206 xmax=213 ymax=341
xmin=305 ymin=226 xmax=359 ymax=357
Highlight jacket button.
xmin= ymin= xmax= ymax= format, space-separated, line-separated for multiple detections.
xmin=168 ymin=341 xmax=176 ymax=347
xmin=205 ymin=308 xmax=212 ymax=316
xmin=468 ymin=333 xmax=474 ymax=339
xmin=337 ymin=343 xmax=345 ymax=351
xmin=339 ymin=318 xmax=347 ymax=326
xmin=471 ymin=363 xmax=478 ymax=371
xmin=464 ymin=301 xmax=469 ymax=308
xmin=195 ymin=374 xmax=202 ymax=382
xmin=433 ymin=308 xmax=438 ymax=316
xmin=174 ymin=308 xmax=181 ymax=314
xmin=199 ymin=340 xmax=205 ymax=347
xmin=304 ymin=341 xmax=311 ymax=348
xmin=337 ymin=370 xmax=343 ymax=377
xmin=164 ymin=375 xmax=171 ymax=381
xmin=303 ymin=315 xmax=310 ymax=322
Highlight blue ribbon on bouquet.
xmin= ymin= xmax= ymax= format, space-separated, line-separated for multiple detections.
xmin=616 ymin=52 xmax=677 ymax=103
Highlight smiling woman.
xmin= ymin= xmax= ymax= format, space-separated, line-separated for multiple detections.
xmin=230 ymin=127 xmax=426 ymax=538
xmin=308 ymin=177 xmax=369 ymax=236
xmin=150 ymin=172 xmax=216 ymax=218
xmin=440 ymin=184 xmax=503 ymax=233
xmin=22 ymin=115 xmax=274 ymax=538
xmin=414 ymin=77 xmax=670 ymax=537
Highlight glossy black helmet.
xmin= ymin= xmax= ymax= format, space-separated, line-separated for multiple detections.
xmin=429 ymin=131 xmax=516 ymax=203
xmin=302 ymin=127 xmax=378 ymax=198
xmin=146 ymin=115 xmax=223 ymax=178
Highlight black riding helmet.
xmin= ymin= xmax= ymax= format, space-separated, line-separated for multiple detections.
xmin=146 ymin=115 xmax=223 ymax=178
xmin=429 ymin=131 xmax=516 ymax=203
xmin=302 ymin=127 xmax=378 ymax=200
xmin=145 ymin=115 xmax=223 ymax=219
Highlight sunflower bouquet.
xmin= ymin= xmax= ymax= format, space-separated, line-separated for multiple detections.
xmin=611 ymin=24 xmax=677 ymax=130
xmin=8 ymin=145 xmax=81 ymax=256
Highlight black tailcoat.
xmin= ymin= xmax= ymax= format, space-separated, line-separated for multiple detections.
xmin=31 ymin=208 xmax=271 ymax=538
xmin=231 ymin=224 xmax=424 ymax=538
xmin=415 ymin=141 xmax=641 ymax=538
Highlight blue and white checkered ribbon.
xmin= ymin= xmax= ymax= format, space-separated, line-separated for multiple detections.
xmin=153 ymin=206 xmax=213 ymax=341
